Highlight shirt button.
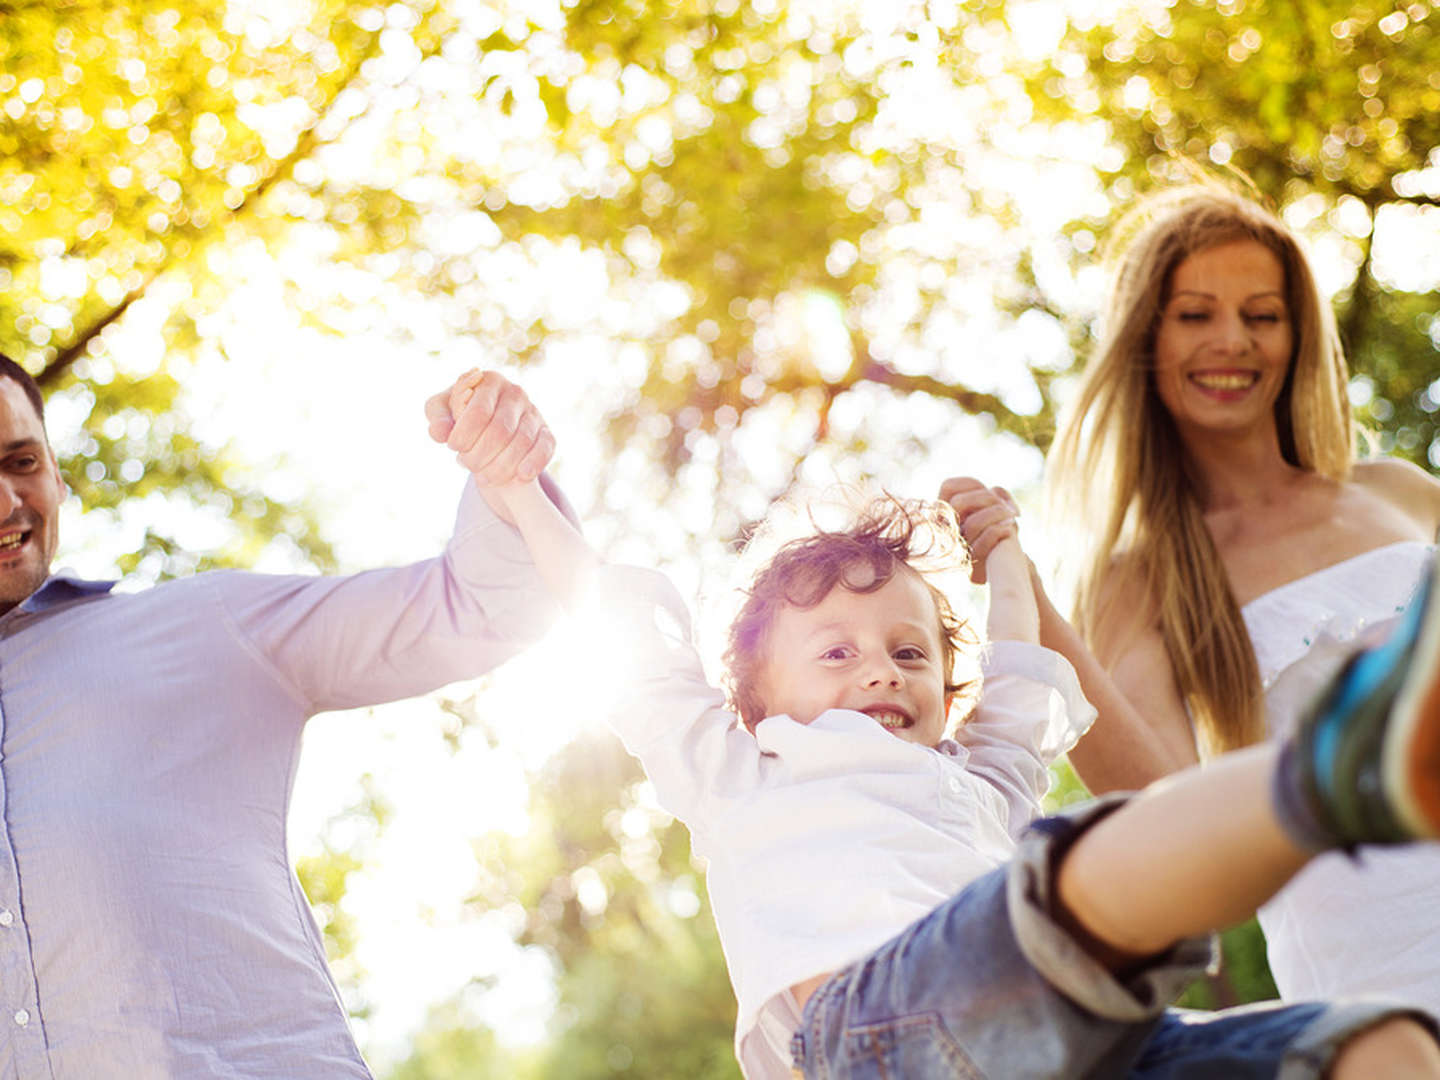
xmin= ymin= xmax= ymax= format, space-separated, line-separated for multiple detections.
xmin=13 ymin=1009 xmax=28 ymax=1027
xmin=947 ymin=777 xmax=963 ymax=794
xmin=0 ymin=910 xmax=12 ymax=926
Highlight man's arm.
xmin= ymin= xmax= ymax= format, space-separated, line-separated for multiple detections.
xmin=210 ymin=372 xmax=573 ymax=714
xmin=433 ymin=373 xmax=763 ymax=831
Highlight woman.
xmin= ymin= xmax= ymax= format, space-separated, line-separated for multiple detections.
xmin=1046 ymin=183 xmax=1440 ymax=1013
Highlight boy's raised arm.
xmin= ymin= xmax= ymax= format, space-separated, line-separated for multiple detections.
xmin=492 ymin=480 xmax=600 ymax=606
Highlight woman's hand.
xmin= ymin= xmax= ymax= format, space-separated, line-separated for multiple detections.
xmin=939 ymin=475 xmax=1021 ymax=584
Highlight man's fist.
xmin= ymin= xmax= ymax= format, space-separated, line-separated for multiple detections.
xmin=425 ymin=370 xmax=555 ymax=486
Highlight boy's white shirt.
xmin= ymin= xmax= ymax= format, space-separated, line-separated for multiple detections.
xmin=589 ymin=564 xmax=1097 ymax=1080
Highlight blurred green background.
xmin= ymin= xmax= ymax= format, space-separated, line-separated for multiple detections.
xmin=4 ymin=0 xmax=1436 ymax=1074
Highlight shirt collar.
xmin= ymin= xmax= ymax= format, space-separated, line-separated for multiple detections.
xmin=757 ymin=710 xmax=966 ymax=758
xmin=19 ymin=574 xmax=117 ymax=614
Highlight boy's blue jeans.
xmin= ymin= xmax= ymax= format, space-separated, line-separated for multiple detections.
xmin=791 ymin=798 xmax=1437 ymax=1079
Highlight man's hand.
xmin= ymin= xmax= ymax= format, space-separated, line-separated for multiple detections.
xmin=425 ymin=370 xmax=555 ymax=487
xmin=938 ymin=476 xmax=1020 ymax=585
xmin=428 ymin=371 xmax=598 ymax=605
xmin=940 ymin=475 xmax=1037 ymax=645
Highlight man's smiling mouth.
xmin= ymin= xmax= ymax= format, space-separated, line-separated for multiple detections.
xmin=0 ymin=529 xmax=28 ymax=553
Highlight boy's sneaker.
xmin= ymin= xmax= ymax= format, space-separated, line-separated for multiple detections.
xmin=1280 ymin=554 xmax=1440 ymax=849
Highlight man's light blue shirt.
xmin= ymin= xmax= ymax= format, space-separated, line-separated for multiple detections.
xmin=0 ymin=482 xmax=555 ymax=1079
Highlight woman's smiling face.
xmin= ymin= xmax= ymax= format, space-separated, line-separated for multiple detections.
xmin=1152 ymin=239 xmax=1293 ymax=442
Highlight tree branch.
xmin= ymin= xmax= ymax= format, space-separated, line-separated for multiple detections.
xmin=1338 ymin=202 xmax=1379 ymax=361
xmin=860 ymin=359 xmax=1039 ymax=434
xmin=36 ymin=17 xmax=399 ymax=388
xmin=37 ymin=274 xmax=157 ymax=389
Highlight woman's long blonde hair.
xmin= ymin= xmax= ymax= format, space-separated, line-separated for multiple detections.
xmin=1048 ymin=183 xmax=1354 ymax=757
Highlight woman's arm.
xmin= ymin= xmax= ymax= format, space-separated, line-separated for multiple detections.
xmin=1067 ymin=457 xmax=1440 ymax=793
xmin=1053 ymin=568 xmax=1198 ymax=792
xmin=941 ymin=475 xmax=1196 ymax=791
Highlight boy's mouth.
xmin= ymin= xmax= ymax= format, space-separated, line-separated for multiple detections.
xmin=863 ymin=707 xmax=912 ymax=730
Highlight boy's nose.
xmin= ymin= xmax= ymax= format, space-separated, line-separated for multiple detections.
xmin=862 ymin=657 xmax=903 ymax=689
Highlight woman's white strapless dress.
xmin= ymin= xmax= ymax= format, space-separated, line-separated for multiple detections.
xmin=1243 ymin=541 xmax=1438 ymax=1013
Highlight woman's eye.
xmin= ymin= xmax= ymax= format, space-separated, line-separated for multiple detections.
xmin=1246 ymin=312 xmax=1282 ymax=324
xmin=1176 ymin=311 xmax=1209 ymax=322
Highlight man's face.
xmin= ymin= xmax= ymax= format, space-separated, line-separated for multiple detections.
xmin=755 ymin=566 xmax=951 ymax=747
xmin=0 ymin=379 xmax=63 ymax=615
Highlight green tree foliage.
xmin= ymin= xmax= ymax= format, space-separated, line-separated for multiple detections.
xmin=1023 ymin=0 xmax=1440 ymax=467
xmin=7 ymin=0 xmax=1436 ymax=1073
xmin=384 ymin=734 xmax=739 ymax=1077
xmin=387 ymin=1003 xmax=541 ymax=1080
xmin=295 ymin=773 xmax=394 ymax=1022
xmin=464 ymin=0 xmax=1067 ymax=533
xmin=471 ymin=735 xmax=739 ymax=1078
xmin=0 ymin=0 xmax=459 ymax=574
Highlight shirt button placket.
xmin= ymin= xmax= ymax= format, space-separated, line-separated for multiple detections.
xmin=0 ymin=687 xmax=52 ymax=1078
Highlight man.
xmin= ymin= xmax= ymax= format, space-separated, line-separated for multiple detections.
xmin=0 ymin=356 xmax=560 ymax=1078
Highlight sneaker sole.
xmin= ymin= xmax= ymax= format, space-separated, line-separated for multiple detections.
xmin=1383 ymin=556 xmax=1440 ymax=839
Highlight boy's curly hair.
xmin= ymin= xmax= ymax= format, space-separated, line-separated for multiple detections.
xmin=722 ymin=494 xmax=980 ymax=730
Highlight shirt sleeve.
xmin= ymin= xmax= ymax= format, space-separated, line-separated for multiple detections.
xmin=956 ymin=641 xmax=1096 ymax=839
xmin=204 ymin=478 xmax=564 ymax=714
xmin=581 ymin=563 xmax=761 ymax=834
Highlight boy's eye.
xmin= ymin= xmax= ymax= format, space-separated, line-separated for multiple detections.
xmin=820 ymin=646 xmax=852 ymax=661
xmin=894 ymin=646 xmax=927 ymax=662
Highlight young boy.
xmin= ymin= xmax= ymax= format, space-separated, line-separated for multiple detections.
xmin=434 ymin=373 xmax=1440 ymax=1078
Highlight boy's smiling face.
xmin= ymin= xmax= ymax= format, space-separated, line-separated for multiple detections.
xmin=754 ymin=566 xmax=950 ymax=747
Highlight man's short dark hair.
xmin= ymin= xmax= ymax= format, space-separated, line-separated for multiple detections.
xmin=0 ymin=354 xmax=46 ymax=423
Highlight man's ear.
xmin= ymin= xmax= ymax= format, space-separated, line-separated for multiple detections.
xmin=49 ymin=451 xmax=69 ymax=495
